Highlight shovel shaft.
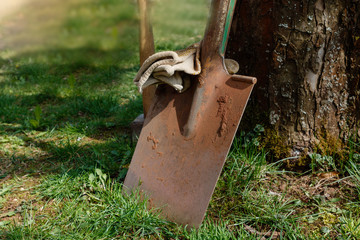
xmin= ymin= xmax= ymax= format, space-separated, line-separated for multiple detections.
xmin=138 ymin=0 xmax=156 ymax=116
xmin=220 ymin=0 xmax=237 ymax=56
xmin=183 ymin=0 xmax=237 ymax=138
xmin=138 ymin=0 xmax=155 ymax=64
xmin=201 ymin=0 xmax=236 ymax=62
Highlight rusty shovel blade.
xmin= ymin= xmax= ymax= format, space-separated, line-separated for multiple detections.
xmin=124 ymin=0 xmax=256 ymax=228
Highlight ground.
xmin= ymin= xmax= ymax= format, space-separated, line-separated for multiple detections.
xmin=0 ymin=0 xmax=30 ymax=21
xmin=0 ymin=0 xmax=360 ymax=239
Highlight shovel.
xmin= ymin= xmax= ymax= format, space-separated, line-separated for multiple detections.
xmin=124 ymin=0 xmax=256 ymax=228
xmin=138 ymin=0 xmax=156 ymax=116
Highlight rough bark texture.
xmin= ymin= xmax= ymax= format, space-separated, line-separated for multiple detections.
xmin=226 ymin=0 xmax=360 ymax=155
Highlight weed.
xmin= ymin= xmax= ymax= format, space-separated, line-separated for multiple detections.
xmin=29 ymin=106 xmax=42 ymax=129
xmin=88 ymin=168 xmax=107 ymax=190
xmin=309 ymin=153 xmax=337 ymax=173
xmin=239 ymin=124 xmax=264 ymax=148
xmin=67 ymin=74 xmax=76 ymax=91
xmin=346 ymin=160 xmax=360 ymax=195
xmin=338 ymin=213 xmax=360 ymax=239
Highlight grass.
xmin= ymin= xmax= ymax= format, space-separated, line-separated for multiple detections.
xmin=1 ymin=0 xmax=360 ymax=239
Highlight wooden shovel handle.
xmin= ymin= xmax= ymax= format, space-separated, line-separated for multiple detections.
xmin=138 ymin=0 xmax=156 ymax=117
xmin=201 ymin=0 xmax=237 ymax=63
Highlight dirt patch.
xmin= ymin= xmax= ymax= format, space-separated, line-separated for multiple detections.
xmin=216 ymin=95 xmax=231 ymax=137
xmin=0 ymin=175 xmax=40 ymax=224
xmin=147 ymin=132 xmax=159 ymax=150
xmin=262 ymin=172 xmax=358 ymax=236
xmin=265 ymin=173 xmax=357 ymax=205
xmin=210 ymin=171 xmax=358 ymax=238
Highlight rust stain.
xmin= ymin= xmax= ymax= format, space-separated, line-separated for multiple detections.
xmin=156 ymin=177 xmax=164 ymax=182
xmin=147 ymin=132 xmax=159 ymax=150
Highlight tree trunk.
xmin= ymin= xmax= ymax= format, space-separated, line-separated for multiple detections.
xmin=226 ymin=0 xmax=360 ymax=156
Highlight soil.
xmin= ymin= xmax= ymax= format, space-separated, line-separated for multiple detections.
xmin=265 ymin=173 xmax=357 ymax=205
xmin=147 ymin=132 xmax=159 ymax=150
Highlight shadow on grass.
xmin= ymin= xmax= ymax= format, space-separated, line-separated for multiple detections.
xmin=0 ymin=92 xmax=143 ymax=133
xmin=0 ymin=45 xmax=144 ymax=180
xmin=0 ymin=45 xmax=143 ymax=126
xmin=0 ymin=91 xmax=141 ymax=179
xmin=0 ymin=0 xmax=142 ymax=185
xmin=1 ymin=46 xmax=137 ymax=84
xmin=2 ymin=132 xmax=134 ymax=181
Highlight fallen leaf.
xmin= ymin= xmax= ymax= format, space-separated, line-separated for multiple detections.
xmin=317 ymin=172 xmax=339 ymax=179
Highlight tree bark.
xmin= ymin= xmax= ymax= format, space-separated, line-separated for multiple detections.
xmin=227 ymin=0 xmax=360 ymax=155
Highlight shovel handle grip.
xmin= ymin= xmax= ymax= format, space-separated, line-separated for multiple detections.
xmin=232 ymin=75 xmax=257 ymax=84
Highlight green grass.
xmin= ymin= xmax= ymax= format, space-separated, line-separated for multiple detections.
xmin=1 ymin=0 xmax=360 ymax=239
